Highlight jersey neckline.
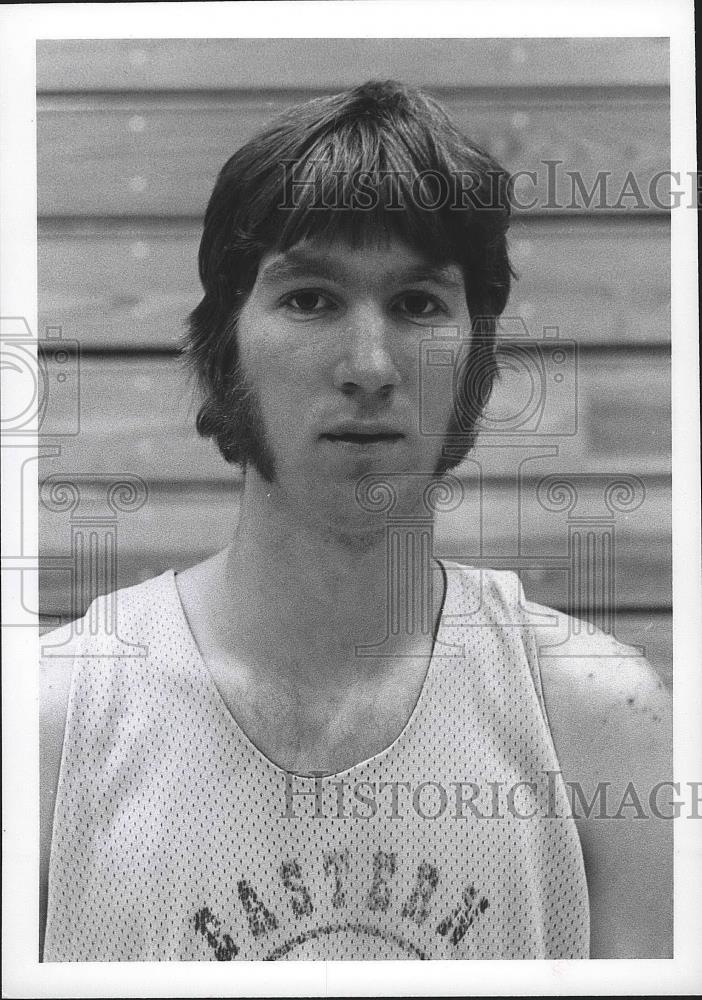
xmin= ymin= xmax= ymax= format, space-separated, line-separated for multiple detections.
xmin=161 ymin=557 xmax=454 ymax=783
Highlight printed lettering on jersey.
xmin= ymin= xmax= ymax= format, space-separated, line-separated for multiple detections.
xmin=193 ymin=850 xmax=489 ymax=960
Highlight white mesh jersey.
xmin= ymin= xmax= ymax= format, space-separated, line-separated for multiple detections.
xmin=43 ymin=560 xmax=590 ymax=961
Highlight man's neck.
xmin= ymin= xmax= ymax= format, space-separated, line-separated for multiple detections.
xmin=196 ymin=469 xmax=445 ymax=689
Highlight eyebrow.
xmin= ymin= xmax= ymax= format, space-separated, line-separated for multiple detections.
xmin=257 ymin=251 xmax=464 ymax=290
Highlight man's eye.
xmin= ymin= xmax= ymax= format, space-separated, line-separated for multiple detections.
xmin=396 ymin=292 xmax=445 ymax=318
xmin=281 ymin=290 xmax=335 ymax=314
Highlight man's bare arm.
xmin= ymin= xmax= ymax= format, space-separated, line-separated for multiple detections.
xmin=534 ymin=610 xmax=673 ymax=958
xmin=39 ymin=644 xmax=73 ymax=960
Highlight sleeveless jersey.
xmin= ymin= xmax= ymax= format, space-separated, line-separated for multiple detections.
xmin=43 ymin=560 xmax=590 ymax=961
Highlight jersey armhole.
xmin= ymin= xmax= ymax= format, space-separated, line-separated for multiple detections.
xmin=511 ymin=576 xmax=562 ymax=757
xmin=40 ymin=620 xmax=84 ymax=960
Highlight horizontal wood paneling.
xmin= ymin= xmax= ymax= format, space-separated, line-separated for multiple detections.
xmin=36 ymin=350 xmax=671 ymax=482
xmin=36 ymin=38 xmax=670 ymax=91
xmin=38 ymin=216 xmax=670 ymax=350
xmin=38 ymin=475 xmax=670 ymax=618
xmin=37 ymin=92 xmax=669 ymax=217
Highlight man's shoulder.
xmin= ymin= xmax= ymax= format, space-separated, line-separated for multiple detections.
xmin=520 ymin=602 xmax=673 ymax=959
xmin=40 ymin=568 xmax=177 ymax=737
xmin=523 ymin=598 xmax=668 ymax=720
xmin=442 ymin=561 xmax=664 ymax=688
xmin=519 ymin=598 xmax=671 ymax=804
xmin=40 ymin=568 xmax=175 ymax=658
xmin=443 ymin=575 xmax=673 ymax=788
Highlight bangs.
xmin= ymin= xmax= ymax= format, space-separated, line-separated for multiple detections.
xmin=218 ymin=85 xmax=507 ymax=275
xmin=260 ymin=132 xmax=467 ymax=263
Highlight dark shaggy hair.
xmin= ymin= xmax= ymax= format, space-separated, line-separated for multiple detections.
xmin=185 ymin=80 xmax=514 ymax=479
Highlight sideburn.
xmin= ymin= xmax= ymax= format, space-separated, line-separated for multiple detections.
xmin=226 ymin=365 xmax=278 ymax=484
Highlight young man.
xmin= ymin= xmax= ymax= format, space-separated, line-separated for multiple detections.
xmin=40 ymin=81 xmax=672 ymax=961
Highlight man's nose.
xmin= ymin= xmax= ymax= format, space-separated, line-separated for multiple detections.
xmin=333 ymin=306 xmax=401 ymax=396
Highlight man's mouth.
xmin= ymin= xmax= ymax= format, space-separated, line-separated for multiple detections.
xmin=321 ymin=432 xmax=404 ymax=445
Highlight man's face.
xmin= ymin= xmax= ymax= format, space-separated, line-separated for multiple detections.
xmin=235 ymin=236 xmax=472 ymax=530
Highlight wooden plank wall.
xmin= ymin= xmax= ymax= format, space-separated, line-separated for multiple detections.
xmin=36 ymin=39 xmax=672 ymax=683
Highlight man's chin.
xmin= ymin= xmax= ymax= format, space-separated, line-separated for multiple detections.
xmin=322 ymin=467 xmax=447 ymax=526
xmin=316 ymin=434 xmax=409 ymax=476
